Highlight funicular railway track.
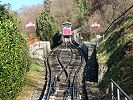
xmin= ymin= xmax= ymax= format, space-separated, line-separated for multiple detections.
xmin=42 ymin=40 xmax=85 ymax=100
xmin=62 ymin=41 xmax=83 ymax=100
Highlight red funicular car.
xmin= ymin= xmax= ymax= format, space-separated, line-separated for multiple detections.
xmin=63 ymin=22 xmax=72 ymax=37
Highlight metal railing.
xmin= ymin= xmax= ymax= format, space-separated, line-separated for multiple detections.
xmin=111 ymin=79 xmax=132 ymax=100
xmin=103 ymin=5 xmax=133 ymax=35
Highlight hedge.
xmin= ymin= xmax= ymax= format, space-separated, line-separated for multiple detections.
xmin=0 ymin=5 xmax=30 ymax=100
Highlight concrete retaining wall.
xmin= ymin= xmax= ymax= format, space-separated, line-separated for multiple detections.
xmin=29 ymin=41 xmax=51 ymax=60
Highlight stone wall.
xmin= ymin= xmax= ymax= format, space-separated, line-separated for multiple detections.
xmin=29 ymin=41 xmax=51 ymax=60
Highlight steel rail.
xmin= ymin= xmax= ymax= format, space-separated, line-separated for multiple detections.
xmin=45 ymin=42 xmax=74 ymax=100
xmin=42 ymin=56 xmax=52 ymax=100
xmin=62 ymin=41 xmax=80 ymax=100
xmin=61 ymin=41 xmax=83 ymax=100
xmin=103 ymin=5 xmax=133 ymax=35
xmin=41 ymin=43 xmax=65 ymax=100
xmin=42 ymin=40 xmax=85 ymax=100
xmin=69 ymin=41 xmax=84 ymax=100
xmin=57 ymin=43 xmax=73 ymax=79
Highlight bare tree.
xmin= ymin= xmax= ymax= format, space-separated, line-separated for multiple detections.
xmin=17 ymin=4 xmax=44 ymax=32
xmin=51 ymin=0 xmax=80 ymax=30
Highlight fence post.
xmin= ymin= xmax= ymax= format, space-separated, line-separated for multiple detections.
xmin=111 ymin=82 xmax=114 ymax=100
xmin=117 ymin=88 xmax=120 ymax=100
xmin=111 ymin=79 xmax=131 ymax=100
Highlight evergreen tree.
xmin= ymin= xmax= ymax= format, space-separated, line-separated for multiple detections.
xmin=36 ymin=1 xmax=57 ymax=45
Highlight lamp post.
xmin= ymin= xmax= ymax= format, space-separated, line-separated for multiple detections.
xmin=26 ymin=22 xmax=35 ymax=45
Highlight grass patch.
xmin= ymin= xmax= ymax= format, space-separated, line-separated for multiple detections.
xmin=97 ymin=14 xmax=133 ymax=98
xmin=16 ymin=59 xmax=45 ymax=100
xmin=90 ymin=37 xmax=96 ymax=43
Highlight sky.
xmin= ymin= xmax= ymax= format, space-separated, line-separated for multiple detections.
xmin=0 ymin=0 xmax=44 ymax=11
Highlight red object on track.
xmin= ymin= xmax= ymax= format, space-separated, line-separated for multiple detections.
xmin=63 ymin=27 xmax=72 ymax=36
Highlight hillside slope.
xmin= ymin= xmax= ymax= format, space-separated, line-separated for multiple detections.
xmin=98 ymin=14 xmax=133 ymax=98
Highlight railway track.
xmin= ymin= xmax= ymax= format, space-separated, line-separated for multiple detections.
xmin=41 ymin=41 xmax=86 ymax=100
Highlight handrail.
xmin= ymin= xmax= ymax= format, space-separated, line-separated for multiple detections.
xmin=111 ymin=79 xmax=131 ymax=100
xmin=103 ymin=5 xmax=133 ymax=35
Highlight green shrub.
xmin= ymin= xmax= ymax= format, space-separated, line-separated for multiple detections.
xmin=0 ymin=5 xmax=30 ymax=100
